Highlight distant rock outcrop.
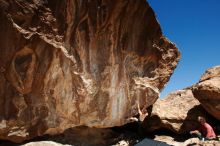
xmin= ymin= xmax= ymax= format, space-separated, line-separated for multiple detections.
xmin=143 ymin=89 xmax=211 ymax=134
xmin=0 ymin=0 xmax=180 ymax=142
xmin=192 ymin=66 xmax=220 ymax=120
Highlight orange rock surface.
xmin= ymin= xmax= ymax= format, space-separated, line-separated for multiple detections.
xmin=0 ymin=0 xmax=180 ymax=142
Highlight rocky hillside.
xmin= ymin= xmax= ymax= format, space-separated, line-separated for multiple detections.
xmin=144 ymin=66 xmax=220 ymax=137
xmin=143 ymin=89 xmax=210 ymax=134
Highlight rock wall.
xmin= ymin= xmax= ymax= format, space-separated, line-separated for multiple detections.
xmin=0 ymin=0 xmax=180 ymax=142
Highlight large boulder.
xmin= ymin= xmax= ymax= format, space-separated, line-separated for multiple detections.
xmin=192 ymin=66 xmax=220 ymax=120
xmin=143 ymin=89 xmax=211 ymax=134
xmin=0 ymin=0 xmax=180 ymax=142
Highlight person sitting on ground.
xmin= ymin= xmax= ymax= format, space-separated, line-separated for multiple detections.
xmin=190 ymin=116 xmax=216 ymax=140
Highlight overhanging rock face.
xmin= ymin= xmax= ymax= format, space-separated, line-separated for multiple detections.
xmin=0 ymin=0 xmax=180 ymax=142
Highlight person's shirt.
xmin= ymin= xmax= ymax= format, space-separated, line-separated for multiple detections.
xmin=199 ymin=123 xmax=216 ymax=139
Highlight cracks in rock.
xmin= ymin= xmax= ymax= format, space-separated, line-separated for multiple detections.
xmin=7 ymin=14 xmax=78 ymax=71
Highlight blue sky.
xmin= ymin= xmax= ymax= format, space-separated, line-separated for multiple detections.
xmin=147 ymin=0 xmax=220 ymax=98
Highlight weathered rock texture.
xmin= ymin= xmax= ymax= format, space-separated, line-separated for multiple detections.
xmin=193 ymin=66 xmax=220 ymax=120
xmin=0 ymin=0 xmax=180 ymax=142
xmin=143 ymin=89 xmax=211 ymax=134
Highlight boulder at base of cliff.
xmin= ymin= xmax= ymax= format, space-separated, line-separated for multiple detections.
xmin=143 ymin=89 xmax=213 ymax=134
xmin=193 ymin=66 xmax=220 ymax=121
